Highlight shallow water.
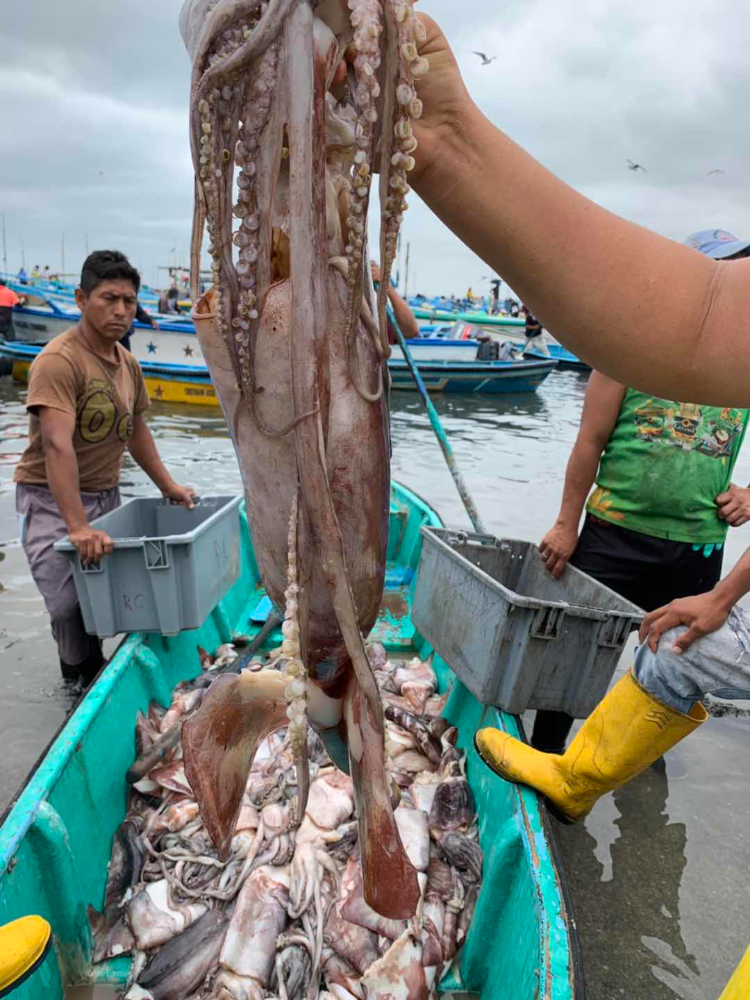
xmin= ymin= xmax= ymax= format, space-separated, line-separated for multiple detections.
xmin=1 ymin=371 xmax=749 ymax=998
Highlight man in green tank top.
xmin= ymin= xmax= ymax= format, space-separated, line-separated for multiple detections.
xmin=531 ymin=230 xmax=750 ymax=754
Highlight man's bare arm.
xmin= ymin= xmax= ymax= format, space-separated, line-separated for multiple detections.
xmin=387 ymin=284 xmax=419 ymax=339
xmin=38 ymin=408 xmax=113 ymax=565
xmin=640 ymin=545 xmax=750 ymax=654
xmin=540 ymin=373 xmax=625 ymax=577
xmin=128 ymin=415 xmax=195 ymax=506
xmin=410 ymin=16 xmax=750 ymax=407
xmin=371 ymin=261 xmax=420 ymax=339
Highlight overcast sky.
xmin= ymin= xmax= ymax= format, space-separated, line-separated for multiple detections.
xmin=2 ymin=0 xmax=748 ymax=298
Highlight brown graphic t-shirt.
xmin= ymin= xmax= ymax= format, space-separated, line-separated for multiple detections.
xmin=14 ymin=326 xmax=150 ymax=491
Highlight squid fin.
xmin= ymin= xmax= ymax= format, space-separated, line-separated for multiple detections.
xmin=182 ymin=669 xmax=288 ymax=859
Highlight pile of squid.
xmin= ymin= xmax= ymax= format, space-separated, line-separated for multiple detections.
xmin=90 ymin=642 xmax=482 ymax=1000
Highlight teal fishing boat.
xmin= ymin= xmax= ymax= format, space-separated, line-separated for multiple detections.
xmin=411 ymin=306 xmax=525 ymax=330
xmin=0 ymin=483 xmax=582 ymax=999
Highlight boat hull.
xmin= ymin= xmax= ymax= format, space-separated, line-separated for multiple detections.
xmin=0 ymin=483 xmax=581 ymax=999
xmin=389 ymin=358 xmax=557 ymax=393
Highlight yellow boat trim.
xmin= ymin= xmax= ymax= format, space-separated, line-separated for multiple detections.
xmin=143 ymin=376 xmax=219 ymax=407
xmin=11 ymin=361 xmax=30 ymax=383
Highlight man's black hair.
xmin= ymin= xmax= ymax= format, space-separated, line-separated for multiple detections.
xmin=80 ymin=250 xmax=141 ymax=295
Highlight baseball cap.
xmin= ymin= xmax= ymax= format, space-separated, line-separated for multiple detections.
xmin=684 ymin=229 xmax=750 ymax=259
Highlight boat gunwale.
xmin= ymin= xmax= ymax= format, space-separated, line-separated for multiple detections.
xmin=0 ymin=630 xmax=144 ymax=872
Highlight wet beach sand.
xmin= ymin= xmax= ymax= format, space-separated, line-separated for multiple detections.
xmin=0 ymin=371 xmax=748 ymax=998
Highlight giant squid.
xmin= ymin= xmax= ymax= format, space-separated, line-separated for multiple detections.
xmin=178 ymin=0 xmax=428 ymax=918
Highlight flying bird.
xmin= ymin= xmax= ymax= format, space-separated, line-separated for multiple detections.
xmin=473 ymin=51 xmax=497 ymax=66
xmin=707 ymin=168 xmax=726 ymax=176
xmin=627 ymin=159 xmax=647 ymax=172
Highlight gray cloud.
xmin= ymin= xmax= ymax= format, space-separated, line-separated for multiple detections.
xmin=2 ymin=0 xmax=748 ymax=297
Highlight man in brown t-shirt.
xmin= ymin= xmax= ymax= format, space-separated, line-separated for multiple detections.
xmin=14 ymin=250 xmax=194 ymax=686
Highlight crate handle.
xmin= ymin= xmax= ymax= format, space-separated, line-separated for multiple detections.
xmin=597 ymin=615 xmax=632 ymax=649
xmin=529 ymin=606 xmax=564 ymax=640
xmin=80 ymin=558 xmax=104 ymax=574
xmin=144 ymin=539 xmax=170 ymax=571
xmin=443 ymin=529 xmax=501 ymax=549
xmin=161 ymin=494 xmax=202 ymax=507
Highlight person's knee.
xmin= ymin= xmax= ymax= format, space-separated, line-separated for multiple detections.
xmin=633 ymin=629 xmax=701 ymax=712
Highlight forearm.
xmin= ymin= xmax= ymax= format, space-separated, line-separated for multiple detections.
xmin=129 ymin=425 xmax=175 ymax=493
xmin=44 ymin=445 xmax=88 ymax=531
xmin=711 ymin=549 xmax=750 ymax=611
xmin=388 ymin=287 xmax=418 ymax=338
xmin=555 ymin=441 xmax=601 ymax=527
xmin=413 ymin=104 xmax=746 ymax=406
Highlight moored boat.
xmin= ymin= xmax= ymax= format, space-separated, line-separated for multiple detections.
xmin=0 ymin=482 xmax=582 ymax=999
xmin=411 ymin=304 xmax=526 ymax=332
xmin=388 ymin=356 xmax=558 ymax=394
xmin=0 ymin=273 xmax=167 ymax=313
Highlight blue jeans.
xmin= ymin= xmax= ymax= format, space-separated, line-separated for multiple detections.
xmin=633 ymin=607 xmax=750 ymax=714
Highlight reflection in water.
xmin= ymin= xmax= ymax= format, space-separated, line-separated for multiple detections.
xmin=556 ymin=758 xmax=696 ymax=999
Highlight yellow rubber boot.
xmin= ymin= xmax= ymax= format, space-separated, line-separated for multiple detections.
xmin=475 ymin=670 xmax=707 ymax=823
xmin=719 ymin=942 xmax=750 ymax=999
xmin=0 ymin=916 xmax=52 ymax=998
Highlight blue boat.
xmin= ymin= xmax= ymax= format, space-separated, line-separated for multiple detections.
xmin=6 ymin=302 xmax=194 ymax=347
xmin=388 ymin=356 xmax=558 ymax=394
xmin=1 ymin=273 xmax=164 ymax=311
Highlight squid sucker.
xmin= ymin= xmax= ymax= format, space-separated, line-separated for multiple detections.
xmin=179 ymin=0 xmax=428 ymax=919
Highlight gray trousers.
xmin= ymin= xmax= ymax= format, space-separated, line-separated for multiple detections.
xmin=16 ymin=484 xmax=120 ymax=665
xmin=634 ymin=607 xmax=750 ymax=714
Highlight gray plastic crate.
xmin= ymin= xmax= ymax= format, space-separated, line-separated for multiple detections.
xmin=412 ymin=526 xmax=644 ymax=717
xmin=54 ymin=495 xmax=242 ymax=637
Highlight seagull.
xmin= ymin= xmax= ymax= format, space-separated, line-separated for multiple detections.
xmin=473 ymin=51 xmax=497 ymax=66
xmin=627 ymin=159 xmax=647 ymax=172
xmin=707 ymin=168 xmax=726 ymax=176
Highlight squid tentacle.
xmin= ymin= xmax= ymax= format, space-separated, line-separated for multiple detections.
xmin=197 ymin=0 xmax=296 ymax=98
xmin=189 ymin=0 xmax=264 ymax=80
xmin=340 ymin=0 xmax=386 ymax=403
xmin=282 ymin=489 xmax=311 ymax=826
xmin=377 ymin=0 xmax=423 ymax=337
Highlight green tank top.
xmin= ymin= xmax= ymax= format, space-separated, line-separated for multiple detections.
xmin=587 ymin=389 xmax=749 ymax=543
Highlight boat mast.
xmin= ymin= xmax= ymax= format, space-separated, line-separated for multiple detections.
xmin=404 ymin=241 xmax=411 ymax=300
xmin=1 ymin=214 xmax=6 ymax=275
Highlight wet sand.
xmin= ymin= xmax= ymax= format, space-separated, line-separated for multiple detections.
xmin=1 ymin=372 xmax=748 ymax=997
